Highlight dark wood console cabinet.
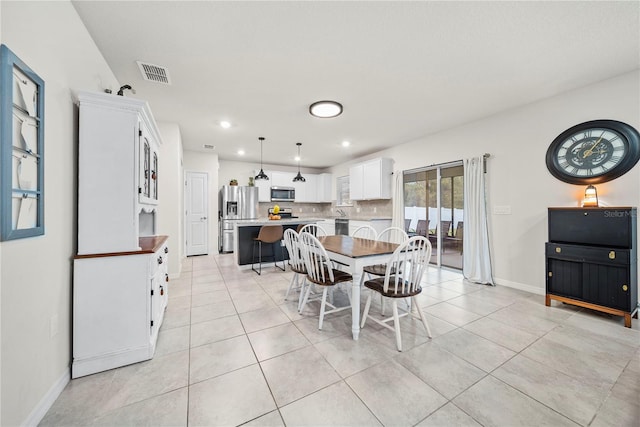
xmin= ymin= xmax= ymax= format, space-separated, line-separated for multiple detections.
xmin=546 ymin=207 xmax=638 ymax=327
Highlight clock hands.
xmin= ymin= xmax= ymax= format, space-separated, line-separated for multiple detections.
xmin=582 ymin=131 xmax=606 ymax=158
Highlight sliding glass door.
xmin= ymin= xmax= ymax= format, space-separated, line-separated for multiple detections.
xmin=404 ymin=163 xmax=463 ymax=269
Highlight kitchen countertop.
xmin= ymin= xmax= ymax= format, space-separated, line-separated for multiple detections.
xmin=235 ymin=218 xmax=323 ymax=227
xmin=321 ymin=217 xmax=393 ymax=221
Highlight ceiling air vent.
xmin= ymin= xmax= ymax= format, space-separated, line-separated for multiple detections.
xmin=136 ymin=61 xmax=171 ymax=85
xmin=203 ymin=144 xmax=216 ymax=150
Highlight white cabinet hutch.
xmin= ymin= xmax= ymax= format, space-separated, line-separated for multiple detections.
xmin=350 ymin=158 xmax=393 ymax=200
xmin=72 ymin=91 xmax=168 ymax=378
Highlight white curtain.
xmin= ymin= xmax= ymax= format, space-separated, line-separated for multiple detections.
xmin=391 ymin=171 xmax=405 ymax=231
xmin=463 ymin=156 xmax=494 ymax=285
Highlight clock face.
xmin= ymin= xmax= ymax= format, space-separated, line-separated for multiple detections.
xmin=546 ymin=120 xmax=640 ymax=184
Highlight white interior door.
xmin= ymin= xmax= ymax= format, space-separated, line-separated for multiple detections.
xmin=185 ymin=171 xmax=208 ymax=256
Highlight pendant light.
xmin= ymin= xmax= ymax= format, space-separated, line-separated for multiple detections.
xmin=292 ymin=142 xmax=306 ymax=182
xmin=254 ymin=137 xmax=269 ymax=180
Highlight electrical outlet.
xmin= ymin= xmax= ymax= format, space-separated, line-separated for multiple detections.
xmin=374 ymin=207 xmax=377 ymax=213
xmin=313 ymin=207 xmax=316 ymax=212
xmin=356 ymin=208 xmax=361 ymax=213
xmin=493 ymin=205 xmax=512 ymax=215
xmin=299 ymin=208 xmax=302 ymax=212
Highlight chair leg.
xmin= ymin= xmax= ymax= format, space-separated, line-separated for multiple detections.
xmin=297 ymin=276 xmax=307 ymax=311
xmin=275 ymin=242 xmax=285 ymax=271
xmin=251 ymin=240 xmax=262 ymax=275
xmin=361 ymin=293 xmax=372 ymax=328
xmin=284 ymin=272 xmax=298 ymax=301
xmin=319 ymin=287 xmax=329 ymax=330
xmin=299 ymin=281 xmax=312 ymax=313
xmin=392 ymin=299 xmax=402 ymax=351
xmin=412 ymin=296 xmax=432 ymax=338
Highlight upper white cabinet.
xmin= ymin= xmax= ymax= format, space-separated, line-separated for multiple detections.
xmin=350 ymin=158 xmax=393 ymax=200
xmin=317 ymin=173 xmax=333 ymax=203
xmin=271 ymin=171 xmax=295 ymax=187
xmin=294 ymin=173 xmax=316 ymax=203
xmin=77 ymin=91 xmax=163 ymax=255
xmin=253 ymin=170 xmax=333 ymax=203
xmin=254 ymin=171 xmax=272 ymax=202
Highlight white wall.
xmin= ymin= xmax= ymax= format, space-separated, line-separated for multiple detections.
xmin=183 ymin=151 xmax=220 ymax=257
xmin=158 ymin=122 xmax=184 ymax=278
xmin=0 ymin=1 xmax=119 ymax=425
xmin=329 ymin=71 xmax=640 ymax=295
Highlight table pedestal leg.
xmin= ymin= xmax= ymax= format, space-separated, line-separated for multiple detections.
xmin=351 ymin=268 xmax=361 ymax=340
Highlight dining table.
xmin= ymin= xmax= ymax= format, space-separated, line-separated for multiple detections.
xmin=318 ymin=235 xmax=399 ymax=340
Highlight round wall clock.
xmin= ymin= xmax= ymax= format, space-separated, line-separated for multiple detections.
xmin=546 ymin=119 xmax=640 ymax=185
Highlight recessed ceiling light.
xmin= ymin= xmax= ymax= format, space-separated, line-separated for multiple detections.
xmin=220 ymin=121 xmax=231 ymax=129
xmin=237 ymin=149 xmax=245 ymax=156
xmin=309 ymin=100 xmax=343 ymax=118
xmin=294 ymin=155 xmax=301 ymax=161
xmin=342 ymin=140 xmax=350 ymax=147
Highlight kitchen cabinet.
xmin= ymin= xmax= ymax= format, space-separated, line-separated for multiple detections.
xmin=294 ymin=174 xmax=316 ymax=203
xmin=272 ymin=171 xmax=295 ymax=188
xmin=73 ymin=92 xmax=169 ymax=377
xmin=254 ymin=169 xmax=331 ymax=203
xmin=545 ymin=207 xmax=638 ymax=327
xmin=317 ymin=173 xmax=333 ymax=202
xmin=350 ymin=158 xmax=393 ymax=200
xmin=254 ymin=171 xmax=272 ymax=202
xmin=76 ymin=91 xmax=163 ymax=255
xmin=73 ymin=236 xmax=169 ymax=378
xmin=317 ymin=219 xmax=335 ymax=235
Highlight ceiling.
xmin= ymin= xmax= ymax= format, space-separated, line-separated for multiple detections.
xmin=71 ymin=1 xmax=640 ymax=169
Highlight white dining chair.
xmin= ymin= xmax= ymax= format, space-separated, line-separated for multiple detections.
xmin=360 ymin=235 xmax=432 ymax=351
xmin=351 ymin=225 xmax=377 ymax=240
xmin=297 ymin=223 xmax=327 ymax=237
xmin=298 ymin=232 xmax=352 ymax=329
xmin=282 ymin=228 xmax=307 ymax=311
xmin=360 ymin=226 xmax=409 ymax=315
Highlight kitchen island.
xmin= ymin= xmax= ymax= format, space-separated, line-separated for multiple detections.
xmin=234 ymin=218 xmax=321 ymax=267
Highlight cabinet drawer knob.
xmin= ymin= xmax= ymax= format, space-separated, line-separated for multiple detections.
xmin=165 ymin=274 xmax=169 ymax=282
xmin=157 ymin=257 xmax=163 ymax=265
xmin=548 ymin=272 xmax=553 ymax=277
xmin=622 ymin=284 xmax=628 ymax=291
xmin=609 ymin=251 xmax=616 ymax=260
xmin=555 ymin=247 xmax=561 ymax=253
xmin=160 ymin=286 xmax=164 ymax=296
xmin=164 ymin=247 xmax=169 ymax=254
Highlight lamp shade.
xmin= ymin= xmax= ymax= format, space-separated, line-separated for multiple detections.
xmin=254 ymin=137 xmax=269 ymax=180
xmin=583 ymin=185 xmax=598 ymax=207
xmin=292 ymin=142 xmax=306 ymax=182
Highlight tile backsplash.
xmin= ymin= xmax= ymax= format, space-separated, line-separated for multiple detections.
xmin=259 ymin=199 xmax=392 ymax=219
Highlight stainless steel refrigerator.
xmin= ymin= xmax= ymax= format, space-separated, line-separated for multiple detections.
xmin=219 ymin=185 xmax=259 ymax=253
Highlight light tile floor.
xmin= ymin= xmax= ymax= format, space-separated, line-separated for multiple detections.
xmin=41 ymin=254 xmax=640 ymax=426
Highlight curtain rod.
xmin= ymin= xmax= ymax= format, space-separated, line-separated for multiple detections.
xmin=402 ymin=153 xmax=490 ymax=175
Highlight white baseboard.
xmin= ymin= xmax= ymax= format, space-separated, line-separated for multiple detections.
xmin=494 ymin=277 xmax=545 ymax=295
xmin=23 ymin=367 xmax=69 ymax=427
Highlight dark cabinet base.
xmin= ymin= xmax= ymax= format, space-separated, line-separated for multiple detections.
xmin=546 ymin=207 xmax=637 ymax=329
xmin=545 ymin=293 xmax=639 ymax=328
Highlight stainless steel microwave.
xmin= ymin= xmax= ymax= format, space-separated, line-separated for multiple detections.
xmin=271 ymin=186 xmax=295 ymax=202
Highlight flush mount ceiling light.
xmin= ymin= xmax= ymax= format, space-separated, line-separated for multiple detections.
xmin=220 ymin=120 xmax=231 ymax=129
xmin=341 ymin=140 xmax=351 ymax=147
xmin=237 ymin=149 xmax=245 ymax=156
xmin=309 ymin=100 xmax=343 ymax=118
xmin=292 ymin=142 xmax=306 ymax=182
xmin=254 ymin=137 xmax=269 ymax=180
